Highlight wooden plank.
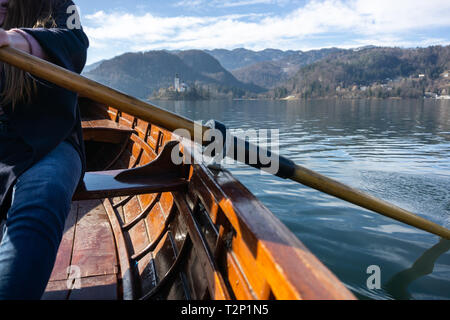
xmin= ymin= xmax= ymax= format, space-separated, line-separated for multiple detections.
xmin=123 ymin=196 xmax=142 ymax=222
xmin=136 ymin=252 xmax=157 ymax=296
xmin=173 ymin=193 xmax=230 ymax=300
xmin=119 ymin=112 xmax=135 ymax=128
xmin=129 ymin=144 xmax=143 ymax=168
xmin=48 ymin=203 xmax=78 ymax=281
xmin=82 ymin=119 xmax=133 ymax=131
xmin=135 ymin=119 xmax=150 ymax=141
xmin=81 ymin=120 xmax=92 ymax=128
xmin=181 ymin=246 xmax=209 ymax=300
xmin=71 ymin=200 xmax=118 ymax=278
xmin=123 ymin=194 xmax=159 ymax=231
xmin=103 ymin=198 xmax=136 ymax=300
xmin=140 ymin=233 xmax=190 ymax=300
xmin=82 ymin=129 xmax=129 ymax=144
xmin=42 ymin=280 xmax=70 ymax=300
xmin=144 ymin=202 xmax=165 ymax=242
xmin=69 ymin=275 xmax=118 ymax=300
xmin=107 ymin=107 xmax=118 ymax=121
xmin=159 ymin=192 xmax=174 ymax=217
xmin=131 ymin=133 xmax=157 ymax=162
xmin=136 ymin=149 xmax=159 ymax=209
xmin=188 ymin=174 xmax=269 ymax=298
xmin=150 ymin=126 xmax=162 ymax=151
xmin=132 ymin=202 xmax=177 ymax=262
xmin=124 ymin=197 xmax=149 ymax=256
xmin=222 ymin=252 xmax=256 ymax=300
xmin=137 ymin=193 xmax=158 ymax=218
xmin=82 ymin=119 xmax=135 ymax=144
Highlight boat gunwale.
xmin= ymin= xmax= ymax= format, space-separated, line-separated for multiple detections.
xmin=177 ymin=136 xmax=355 ymax=300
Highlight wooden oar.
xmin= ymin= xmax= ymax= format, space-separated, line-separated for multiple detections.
xmin=0 ymin=46 xmax=449 ymax=239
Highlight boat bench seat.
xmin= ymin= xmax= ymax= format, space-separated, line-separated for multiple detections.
xmin=82 ymin=119 xmax=135 ymax=144
xmin=73 ymin=140 xmax=188 ymax=201
xmin=73 ymin=170 xmax=188 ymax=201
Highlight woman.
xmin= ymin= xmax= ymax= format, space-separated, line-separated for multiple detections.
xmin=0 ymin=0 xmax=89 ymax=299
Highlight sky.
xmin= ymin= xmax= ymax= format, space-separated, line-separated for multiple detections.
xmin=74 ymin=0 xmax=450 ymax=65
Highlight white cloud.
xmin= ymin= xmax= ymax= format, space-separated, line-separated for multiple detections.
xmin=218 ymin=0 xmax=292 ymax=7
xmin=174 ymin=0 xmax=294 ymax=8
xmin=83 ymin=0 xmax=450 ymax=63
xmin=173 ymin=0 xmax=205 ymax=7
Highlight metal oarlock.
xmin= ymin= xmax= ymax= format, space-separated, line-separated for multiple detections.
xmin=204 ymin=119 xmax=228 ymax=171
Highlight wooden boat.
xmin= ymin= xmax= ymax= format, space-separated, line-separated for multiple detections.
xmin=41 ymin=98 xmax=355 ymax=300
xmin=2 ymin=46 xmax=447 ymax=301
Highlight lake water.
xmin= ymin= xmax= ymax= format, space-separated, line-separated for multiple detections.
xmin=151 ymin=98 xmax=450 ymax=300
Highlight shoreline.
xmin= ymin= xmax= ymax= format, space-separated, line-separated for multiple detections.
xmin=150 ymin=96 xmax=450 ymax=102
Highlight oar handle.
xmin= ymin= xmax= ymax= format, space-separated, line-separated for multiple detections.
xmin=0 ymin=46 xmax=448 ymax=239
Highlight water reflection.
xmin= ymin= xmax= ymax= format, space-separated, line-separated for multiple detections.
xmin=384 ymin=239 xmax=450 ymax=300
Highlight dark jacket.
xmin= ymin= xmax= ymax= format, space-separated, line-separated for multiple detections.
xmin=0 ymin=0 xmax=89 ymax=220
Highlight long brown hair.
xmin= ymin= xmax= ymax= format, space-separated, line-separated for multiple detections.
xmin=1 ymin=0 xmax=56 ymax=108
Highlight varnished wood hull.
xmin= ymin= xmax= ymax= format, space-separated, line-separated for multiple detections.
xmin=43 ymin=98 xmax=355 ymax=300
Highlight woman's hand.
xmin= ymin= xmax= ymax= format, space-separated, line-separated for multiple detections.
xmin=0 ymin=28 xmax=46 ymax=59
xmin=0 ymin=28 xmax=31 ymax=53
xmin=0 ymin=28 xmax=10 ymax=47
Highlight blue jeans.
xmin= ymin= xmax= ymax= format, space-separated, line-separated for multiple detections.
xmin=0 ymin=141 xmax=82 ymax=300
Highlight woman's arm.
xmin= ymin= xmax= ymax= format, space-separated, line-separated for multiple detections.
xmin=0 ymin=28 xmax=48 ymax=59
xmin=20 ymin=0 xmax=89 ymax=74
xmin=0 ymin=1 xmax=88 ymax=73
xmin=0 ymin=29 xmax=28 ymax=52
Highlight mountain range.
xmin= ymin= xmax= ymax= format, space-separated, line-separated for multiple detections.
xmin=204 ymin=48 xmax=303 ymax=70
xmin=229 ymin=48 xmax=346 ymax=89
xmin=84 ymin=49 xmax=264 ymax=99
xmin=84 ymin=45 xmax=450 ymax=100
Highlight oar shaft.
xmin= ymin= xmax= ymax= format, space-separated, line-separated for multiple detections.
xmin=0 ymin=46 xmax=448 ymax=239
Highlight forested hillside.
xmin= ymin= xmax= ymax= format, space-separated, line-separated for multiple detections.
xmin=272 ymin=46 xmax=450 ymax=99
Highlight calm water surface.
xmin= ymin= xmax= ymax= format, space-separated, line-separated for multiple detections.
xmin=151 ymin=98 xmax=450 ymax=300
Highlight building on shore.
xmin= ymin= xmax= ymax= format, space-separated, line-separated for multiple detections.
xmin=174 ymin=74 xmax=188 ymax=93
